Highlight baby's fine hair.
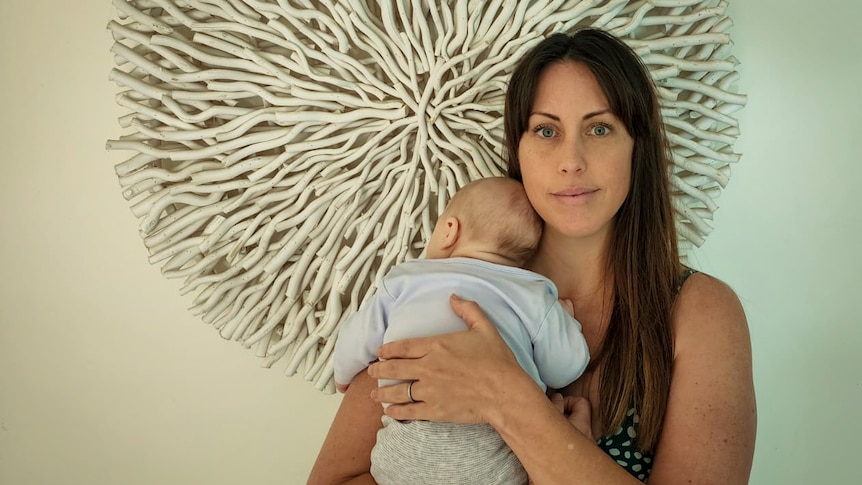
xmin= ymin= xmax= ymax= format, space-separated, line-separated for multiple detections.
xmin=446 ymin=177 xmax=542 ymax=266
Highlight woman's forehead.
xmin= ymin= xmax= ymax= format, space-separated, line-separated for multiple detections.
xmin=531 ymin=62 xmax=611 ymax=116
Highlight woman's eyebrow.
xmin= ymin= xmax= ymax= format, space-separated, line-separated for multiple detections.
xmin=530 ymin=111 xmax=560 ymax=121
xmin=583 ymin=109 xmax=612 ymax=120
xmin=529 ymin=109 xmax=612 ymax=121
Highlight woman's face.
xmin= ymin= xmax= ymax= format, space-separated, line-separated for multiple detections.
xmin=517 ymin=61 xmax=634 ymax=242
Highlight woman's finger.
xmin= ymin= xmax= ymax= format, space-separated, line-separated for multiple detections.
xmin=368 ymin=357 xmax=427 ymax=381
xmin=448 ymin=294 xmax=493 ymax=330
xmin=376 ymin=335 xmax=432 ymax=360
xmin=384 ymin=401 xmax=433 ymax=421
xmin=372 ymin=380 xmax=419 ymax=405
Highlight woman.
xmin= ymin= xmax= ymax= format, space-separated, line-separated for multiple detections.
xmin=309 ymin=29 xmax=756 ymax=484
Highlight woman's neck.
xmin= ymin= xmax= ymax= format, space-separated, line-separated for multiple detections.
xmin=529 ymin=228 xmax=613 ymax=314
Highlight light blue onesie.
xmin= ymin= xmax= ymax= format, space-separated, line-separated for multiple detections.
xmin=334 ymin=258 xmax=590 ymax=485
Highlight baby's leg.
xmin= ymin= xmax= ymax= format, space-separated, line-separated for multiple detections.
xmin=371 ymin=416 xmax=528 ymax=485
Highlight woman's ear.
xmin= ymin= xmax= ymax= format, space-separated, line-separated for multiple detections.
xmin=441 ymin=217 xmax=461 ymax=249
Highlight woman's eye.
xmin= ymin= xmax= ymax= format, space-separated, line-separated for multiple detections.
xmin=590 ymin=124 xmax=611 ymax=136
xmin=535 ymin=126 xmax=556 ymax=138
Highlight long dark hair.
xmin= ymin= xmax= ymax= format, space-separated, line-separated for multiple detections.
xmin=504 ymin=29 xmax=679 ymax=451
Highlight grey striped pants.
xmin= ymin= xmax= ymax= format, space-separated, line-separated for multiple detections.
xmin=370 ymin=416 xmax=529 ymax=485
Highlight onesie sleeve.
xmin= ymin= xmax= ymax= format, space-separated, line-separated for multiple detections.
xmin=531 ymin=300 xmax=591 ymax=390
xmin=332 ymin=282 xmax=395 ymax=391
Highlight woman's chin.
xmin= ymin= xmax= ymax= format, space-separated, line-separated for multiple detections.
xmin=547 ymin=225 xmax=607 ymax=242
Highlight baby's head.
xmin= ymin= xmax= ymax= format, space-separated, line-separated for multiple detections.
xmin=426 ymin=177 xmax=543 ymax=266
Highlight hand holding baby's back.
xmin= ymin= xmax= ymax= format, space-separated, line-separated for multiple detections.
xmin=372 ymin=294 xmax=523 ymax=424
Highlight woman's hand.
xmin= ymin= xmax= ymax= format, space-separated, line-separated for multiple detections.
xmin=367 ymin=294 xmax=527 ymax=424
xmin=550 ymin=393 xmax=594 ymax=441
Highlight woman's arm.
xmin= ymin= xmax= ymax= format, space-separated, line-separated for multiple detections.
xmin=647 ymin=274 xmax=757 ymax=483
xmin=374 ymin=289 xmax=756 ymax=485
xmin=373 ymin=295 xmax=636 ymax=484
xmin=498 ymin=275 xmax=756 ymax=484
xmin=307 ymin=371 xmax=382 ymax=484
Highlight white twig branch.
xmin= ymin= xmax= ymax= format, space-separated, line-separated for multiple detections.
xmin=108 ymin=0 xmax=746 ymax=393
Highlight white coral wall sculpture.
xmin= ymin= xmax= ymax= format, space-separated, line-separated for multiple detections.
xmin=107 ymin=0 xmax=746 ymax=392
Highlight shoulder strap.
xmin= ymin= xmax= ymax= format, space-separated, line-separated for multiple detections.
xmin=675 ymin=267 xmax=698 ymax=295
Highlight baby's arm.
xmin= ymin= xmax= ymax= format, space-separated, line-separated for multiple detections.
xmin=332 ymin=288 xmax=394 ymax=392
xmin=532 ymin=299 xmax=590 ymax=389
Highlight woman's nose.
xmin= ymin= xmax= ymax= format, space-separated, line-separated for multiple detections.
xmin=558 ymin=141 xmax=586 ymax=174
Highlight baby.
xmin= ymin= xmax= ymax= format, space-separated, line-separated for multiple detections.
xmin=333 ymin=177 xmax=590 ymax=485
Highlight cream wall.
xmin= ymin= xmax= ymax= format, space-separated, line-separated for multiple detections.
xmin=0 ymin=1 xmax=859 ymax=484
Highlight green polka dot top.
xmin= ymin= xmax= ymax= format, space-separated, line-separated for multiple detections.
xmin=596 ymin=407 xmax=653 ymax=481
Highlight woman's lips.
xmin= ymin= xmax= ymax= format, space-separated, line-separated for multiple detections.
xmin=552 ymin=187 xmax=598 ymax=205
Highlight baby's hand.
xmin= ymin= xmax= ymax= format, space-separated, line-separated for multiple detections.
xmin=550 ymin=392 xmax=594 ymax=440
xmin=559 ymin=298 xmax=574 ymax=317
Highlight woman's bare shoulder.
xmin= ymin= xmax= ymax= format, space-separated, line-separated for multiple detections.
xmin=671 ymin=271 xmax=749 ymax=353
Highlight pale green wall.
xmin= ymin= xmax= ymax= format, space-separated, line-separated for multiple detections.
xmin=1 ymin=1 xmax=859 ymax=484
xmin=696 ymin=1 xmax=862 ymax=482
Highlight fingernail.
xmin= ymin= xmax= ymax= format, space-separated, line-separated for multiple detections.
xmin=370 ymin=389 xmax=378 ymax=401
xmin=451 ymin=294 xmax=462 ymax=301
xmin=367 ymin=364 xmax=376 ymax=377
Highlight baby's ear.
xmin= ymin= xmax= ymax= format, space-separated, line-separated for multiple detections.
xmin=442 ymin=216 xmax=461 ymax=249
xmin=559 ymin=298 xmax=575 ymax=317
